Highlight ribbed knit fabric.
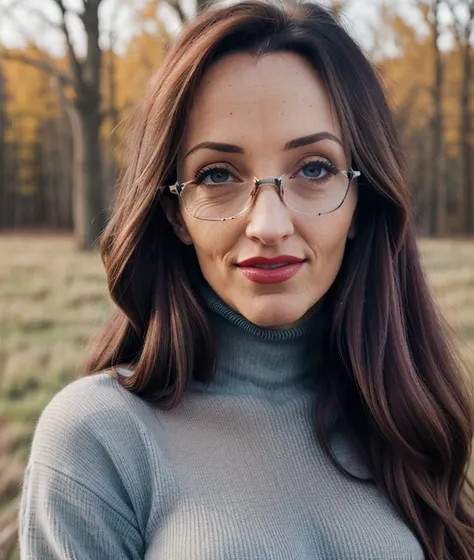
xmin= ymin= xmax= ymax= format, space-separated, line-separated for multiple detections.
xmin=19 ymin=285 xmax=425 ymax=559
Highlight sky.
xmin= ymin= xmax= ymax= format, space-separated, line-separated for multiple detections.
xmin=0 ymin=0 xmax=441 ymax=60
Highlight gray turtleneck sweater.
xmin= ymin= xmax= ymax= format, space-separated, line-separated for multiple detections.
xmin=19 ymin=286 xmax=425 ymax=559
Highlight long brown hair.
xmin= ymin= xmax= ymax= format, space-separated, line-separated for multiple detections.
xmin=86 ymin=1 xmax=474 ymax=557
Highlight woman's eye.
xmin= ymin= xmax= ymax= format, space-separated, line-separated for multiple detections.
xmin=210 ymin=170 xmax=230 ymax=183
xmin=301 ymin=163 xmax=328 ymax=179
xmin=201 ymin=168 xmax=233 ymax=184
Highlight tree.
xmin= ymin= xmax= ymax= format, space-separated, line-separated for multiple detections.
xmin=0 ymin=0 xmax=106 ymax=249
xmin=53 ymin=0 xmax=104 ymax=250
xmin=432 ymin=0 xmax=445 ymax=236
xmin=0 ymin=0 xmax=218 ymax=248
xmin=417 ymin=0 xmax=445 ymax=236
xmin=447 ymin=0 xmax=474 ymax=234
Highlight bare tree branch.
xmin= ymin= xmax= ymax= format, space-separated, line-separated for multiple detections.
xmin=0 ymin=1 xmax=74 ymax=86
xmin=165 ymin=0 xmax=188 ymax=23
xmin=464 ymin=0 xmax=474 ymax=43
xmin=0 ymin=47 xmax=74 ymax=86
xmin=196 ymin=0 xmax=212 ymax=13
xmin=50 ymin=0 xmax=84 ymax=88
xmin=444 ymin=0 xmax=472 ymax=45
xmin=1 ymin=0 xmax=42 ymax=47
xmin=29 ymin=7 xmax=62 ymax=31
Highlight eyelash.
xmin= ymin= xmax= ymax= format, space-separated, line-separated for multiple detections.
xmin=193 ymin=158 xmax=338 ymax=183
xmin=293 ymin=158 xmax=338 ymax=179
xmin=194 ymin=164 xmax=233 ymax=183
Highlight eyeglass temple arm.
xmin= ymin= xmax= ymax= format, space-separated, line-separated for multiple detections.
xmin=169 ymin=183 xmax=182 ymax=195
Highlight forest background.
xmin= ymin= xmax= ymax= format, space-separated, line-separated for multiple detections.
xmin=0 ymin=0 xmax=474 ymax=559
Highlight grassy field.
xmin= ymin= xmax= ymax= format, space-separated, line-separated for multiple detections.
xmin=1 ymin=234 xmax=474 ymax=559
xmin=0 ymin=235 xmax=111 ymax=560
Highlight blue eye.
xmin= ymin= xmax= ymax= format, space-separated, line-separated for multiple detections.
xmin=297 ymin=160 xmax=338 ymax=182
xmin=208 ymin=169 xmax=230 ymax=183
xmin=195 ymin=167 xmax=234 ymax=185
xmin=302 ymin=163 xmax=326 ymax=178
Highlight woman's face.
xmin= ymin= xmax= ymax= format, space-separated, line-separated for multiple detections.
xmin=168 ymin=52 xmax=358 ymax=329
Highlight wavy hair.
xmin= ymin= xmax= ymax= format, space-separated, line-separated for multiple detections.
xmin=86 ymin=2 xmax=474 ymax=557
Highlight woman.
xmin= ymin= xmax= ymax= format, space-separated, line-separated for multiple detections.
xmin=19 ymin=1 xmax=474 ymax=559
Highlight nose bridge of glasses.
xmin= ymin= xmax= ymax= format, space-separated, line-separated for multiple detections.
xmin=252 ymin=177 xmax=284 ymax=201
xmin=247 ymin=176 xmax=293 ymax=238
xmin=254 ymin=177 xmax=282 ymax=189
xmin=249 ymin=176 xmax=290 ymax=218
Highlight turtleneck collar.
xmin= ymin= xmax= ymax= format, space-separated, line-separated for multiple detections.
xmin=190 ymin=282 xmax=328 ymax=396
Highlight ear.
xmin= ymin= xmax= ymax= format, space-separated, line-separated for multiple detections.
xmin=161 ymin=195 xmax=194 ymax=246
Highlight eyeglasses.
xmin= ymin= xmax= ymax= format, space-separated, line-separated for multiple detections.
xmin=167 ymin=163 xmax=361 ymax=222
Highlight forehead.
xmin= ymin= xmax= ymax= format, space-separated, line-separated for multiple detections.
xmin=182 ymin=52 xmax=341 ymax=150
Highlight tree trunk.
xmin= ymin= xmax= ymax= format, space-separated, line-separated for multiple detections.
xmin=460 ymin=9 xmax=473 ymax=234
xmin=107 ymin=49 xmax=119 ymax=152
xmin=58 ymin=111 xmax=73 ymax=229
xmin=74 ymin=103 xmax=104 ymax=249
xmin=74 ymin=2 xmax=104 ymax=249
xmin=50 ymin=0 xmax=105 ymax=248
xmin=431 ymin=0 xmax=444 ymax=236
xmin=104 ymin=40 xmax=119 ymax=212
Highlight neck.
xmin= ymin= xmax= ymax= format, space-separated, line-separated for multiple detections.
xmin=191 ymin=282 xmax=328 ymax=396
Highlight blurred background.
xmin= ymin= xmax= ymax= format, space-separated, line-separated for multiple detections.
xmin=0 ymin=0 xmax=473 ymax=558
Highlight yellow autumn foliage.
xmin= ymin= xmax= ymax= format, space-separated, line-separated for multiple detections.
xmin=1 ymin=2 xmax=472 ymax=174
xmin=2 ymin=47 xmax=59 ymax=146
xmin=101 ymin=29 xmax=168 ymax=155
xmin=377 ymin=6 xmax=474 ymax=158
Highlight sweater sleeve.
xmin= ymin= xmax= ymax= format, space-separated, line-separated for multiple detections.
xmin=17 ymin=374 xmax=161 ymax=560
xmin=19 ymin=462 xmax=144 ymax=560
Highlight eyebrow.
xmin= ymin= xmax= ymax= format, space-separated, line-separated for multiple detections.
xmin=183 ymin=131 xmax=343 ymax=159
xmin=184 ymin=142 xmax=244 ymax=159
xmin=284 ymin=132 xmax=343 ymax=150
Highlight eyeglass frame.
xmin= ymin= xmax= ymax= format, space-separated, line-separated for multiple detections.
xmin=167 ymin=168 xmax=361 ymax=222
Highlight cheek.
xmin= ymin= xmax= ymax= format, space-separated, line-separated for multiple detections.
xmin=183 ymin=216 xmax=241 ymax=262
xmin=302 ymin=211 xmax=353 ymax=266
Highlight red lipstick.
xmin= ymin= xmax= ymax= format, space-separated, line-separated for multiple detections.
xmin=236 ymin=255 xmax=305 ymax=284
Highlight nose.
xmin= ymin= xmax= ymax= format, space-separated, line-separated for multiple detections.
xmin=245 ymin=184 xmax=294 ymax=245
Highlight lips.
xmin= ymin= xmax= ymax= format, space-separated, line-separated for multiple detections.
xmin=236 ymin=256 xmax=306 ymax=284
xmin=237 ymin=255 xmax=305 ymax=268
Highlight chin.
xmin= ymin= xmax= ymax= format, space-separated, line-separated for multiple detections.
xmin=241 ymin=303 xmax=306 ymax=330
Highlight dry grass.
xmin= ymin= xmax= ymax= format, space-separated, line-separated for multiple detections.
xmin=420 ymin=238 xmax=474 ymax=369
xmin=0 ymin=234 xmax=473 ymax=559
xmin=0 ymin=235 xmax=111 ymax=560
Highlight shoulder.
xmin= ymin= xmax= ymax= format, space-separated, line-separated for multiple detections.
xmin=29 ymin=372 xmax=162 ymax=477
xmin=38 ymin=370 xmax=142 ymax=421
xmin=22 ymin=373 xmax=168 ymax=544
xmin=34 ymin=372 xmax=143 ymax=436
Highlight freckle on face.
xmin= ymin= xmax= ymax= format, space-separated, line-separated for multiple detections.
xmin=176 ymin=52 xmax=358 ymax=329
